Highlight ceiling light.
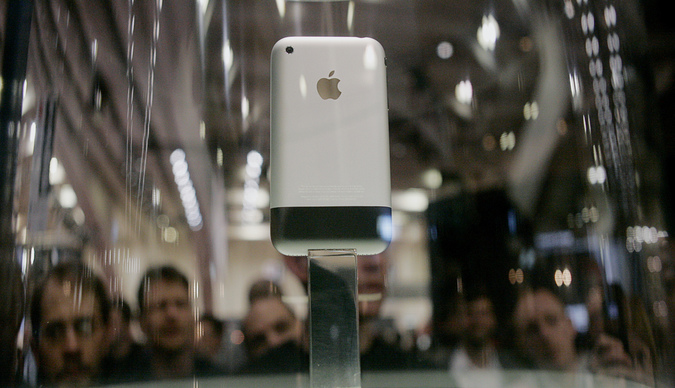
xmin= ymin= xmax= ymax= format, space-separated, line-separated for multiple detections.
xmin=422 ymin=169 xmax=443 ymax=189
xmin=499 ymin=131 xmax=516 ymax=151
xmin=49 ymin=157 xmax=66 ymax=185
xmin=392 ymin=189 xmax=429 ymax=212
xmin=156 ymin=214 xmax=170 ymax=228
xmin=587 ymin=166 xmax=606 ymax=184
xmin=26 ymin=122 xmax=36 ymax=156
xmin=247 ymin=150 xmax=263 ymax=167
xmin=152 ymin=187 xmax=161 ymax=208
xmin=523 ymin=101 xmax=539 ymax=120
xmin=241 ymin=96 xmax=249 ymax=121
xmin=174 ymin=173 xmax=190 ymax=187
xmin=241 ymin=209 xmax=263 ymax=224
xmin=477 ymin=14 xmax=500 ymax=51
xmin=170 ymin=149 xmax=186 ymax=164
xmin=436 ymin=41 xmax=453 ymax=59
xmin=222 ymin=40 xmax=234 ymax=71
xmin=59 ymin=184 xmax=78 ymax=208
xmin=172 ymin=160 xmax=188 ymax=176
xmin=455 ymin=79 xmax=473 ymax=105
xmin=228 ymin=224 xmax=270 ymax=241
xmin=163 ymin=226 xmax=178 ymax=243
xmin=170 ymin=148 xmax=203 ymax=231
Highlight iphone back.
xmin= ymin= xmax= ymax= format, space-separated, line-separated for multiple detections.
xmin=269 ymin=36 xmax=391 ymax=256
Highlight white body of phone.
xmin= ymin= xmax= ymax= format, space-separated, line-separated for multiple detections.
xmin=269 ymin=36 xmax=391 ymax=256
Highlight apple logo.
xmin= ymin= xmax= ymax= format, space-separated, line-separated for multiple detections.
xmin=316 ymin=70 xmax=342 ymax=100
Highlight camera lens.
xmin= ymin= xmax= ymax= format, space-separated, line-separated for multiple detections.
xmin=285 ymin=46 xmax=294 ymax=54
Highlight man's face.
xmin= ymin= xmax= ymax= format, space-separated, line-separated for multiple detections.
xmin=466 ymin=297 xmax=496 ymax=344
xmin=513 ymin=289 xmax=577 ymax=370
xmin=244 ymin=297 xmax=301 ymax=359
xmin=34 ymin=279 xmax=108 ymax=386
xmin=140 ymin=280 xmax=194 ymax=354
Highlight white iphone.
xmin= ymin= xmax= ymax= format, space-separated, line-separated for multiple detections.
xmin=269 ymin=36 xmax=391 ymax=256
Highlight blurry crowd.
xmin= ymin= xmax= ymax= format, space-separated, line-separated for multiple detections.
xmin=6 ymin=246 xmax=672 ymax=386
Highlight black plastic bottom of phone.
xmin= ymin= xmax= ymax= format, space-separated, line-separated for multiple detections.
xmin=271 ymin=206 xmax=392 ymax=243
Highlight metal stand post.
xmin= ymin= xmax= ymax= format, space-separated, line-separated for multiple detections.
xmin=308 ymin=249 xmax=360 ymax=388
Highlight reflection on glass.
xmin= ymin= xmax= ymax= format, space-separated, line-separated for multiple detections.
xmin=131 ymin=265 xmax=225 ymax=381
xmin=0 ymin=0 xmax=672 ymax=386
xmin=30 ymin=262 xmax=110 ymax=386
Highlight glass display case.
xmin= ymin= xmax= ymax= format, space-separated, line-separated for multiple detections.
xmin=1 ymin=0 xmax=673 ymax=386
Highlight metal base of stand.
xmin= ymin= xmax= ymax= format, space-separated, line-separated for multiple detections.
xmin=308 ymin=249 xmax=361 ymax=388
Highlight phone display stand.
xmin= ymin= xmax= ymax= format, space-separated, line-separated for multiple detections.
xmin=308 ymin=249 xmax=361 ymax=388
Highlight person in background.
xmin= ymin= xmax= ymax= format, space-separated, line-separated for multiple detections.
xmin=247 ymin=278 xmax=284 ymax=303
xmin=196 ymin=313 xmax=226 ymax=364
xmin=30 ymin=261 xmax=111 ymax=386
xmin=241 ymin=293 xmax=303 ymax=361
xmin=446 ymin=290 xmax=503 ymax=388
xmin=240 ymin=253 xmax=434 ymax=373
xmin=237 ymin=279 xmax=304 ymax=373
xmin=135 ymin=265 xmax=224 ymax=380
xmin=510 ymin=286 xmax=639 ymax=378
xmin=104 ymin=299 xmax=145 ymax=383
xmin=417 ymin=282 xmax=468 ymax=368
xmin=449 ymin=292 xmax=500 ymax=371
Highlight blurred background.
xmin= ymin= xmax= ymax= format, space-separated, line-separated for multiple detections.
xmin=1 ymin=0 xmax=675 ymax=384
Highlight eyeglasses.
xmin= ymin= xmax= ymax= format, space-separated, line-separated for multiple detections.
xmin=39 ymin=317 xmax=101 ymax=343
